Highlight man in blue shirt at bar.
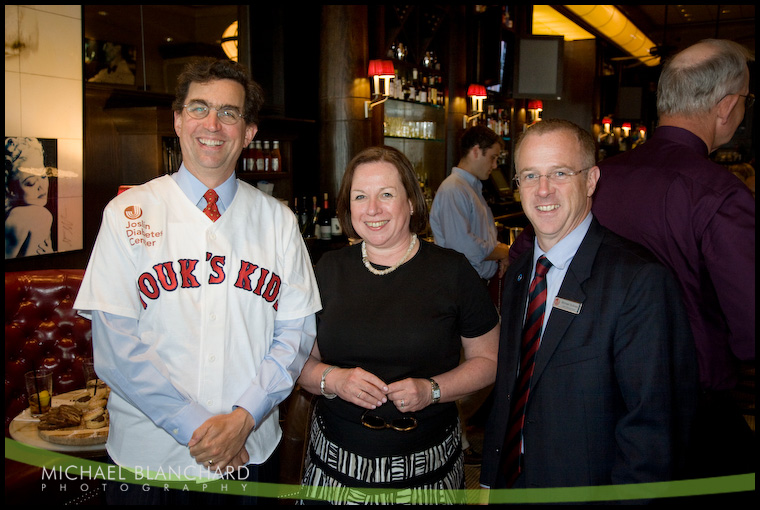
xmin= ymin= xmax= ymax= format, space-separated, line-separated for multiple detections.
xmin=430 ymin=125 xmax=510 ymax=283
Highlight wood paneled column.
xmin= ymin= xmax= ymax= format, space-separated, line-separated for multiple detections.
xmin=318 ymin=5 xmax=371 ymax=197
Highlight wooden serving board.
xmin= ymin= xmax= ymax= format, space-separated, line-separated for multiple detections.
xmin=38 ymin=423 xmax=108 ymax=446
xmin=35 ymin=389 xmax=109 ymax=446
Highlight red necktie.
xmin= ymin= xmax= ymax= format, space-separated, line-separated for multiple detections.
xmin=501 ymin=255 xmax=552 ymax=487
xmin=203 ymin=189 xmax=220 ymax=222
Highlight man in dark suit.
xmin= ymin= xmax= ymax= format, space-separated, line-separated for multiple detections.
xmin=480 ymin=119 xmax=697 ymax=499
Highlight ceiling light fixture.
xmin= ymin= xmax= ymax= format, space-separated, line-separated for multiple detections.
xmin=563 ymin=5 xmax=660 ymax=66
xmin=221 ymin=21 xmax=238 ymax=62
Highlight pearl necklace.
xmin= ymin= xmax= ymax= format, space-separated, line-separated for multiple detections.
xmin=361 ymin=234 xmax=418 ymax=276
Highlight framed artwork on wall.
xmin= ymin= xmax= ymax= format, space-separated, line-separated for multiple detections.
xmin=84 ymin=38 xmax=137 ymax=85
xmin=5 ymin=136 xmax=67 ymax=259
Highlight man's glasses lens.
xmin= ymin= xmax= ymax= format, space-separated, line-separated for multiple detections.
xmin=184 ymin=102 xmax=243 ymax=124
xmin=515 ymin=171 xmax=569 ymax=188
xmin=514 ymin=167 xmax=590 ymax=188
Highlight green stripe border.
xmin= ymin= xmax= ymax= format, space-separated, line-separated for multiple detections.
xmin=6 ymin=438 xmax=754 ymax=503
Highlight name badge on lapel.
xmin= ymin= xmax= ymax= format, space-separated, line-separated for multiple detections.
xmin=553 ymin=297 xmax=582 ymax=315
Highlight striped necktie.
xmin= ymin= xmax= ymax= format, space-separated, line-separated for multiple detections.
xmin=501 ymin=255 xmax=552 ymax=487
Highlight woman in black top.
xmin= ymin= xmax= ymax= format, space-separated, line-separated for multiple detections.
xmin=298 ymin=146 xmax=499 ymax=504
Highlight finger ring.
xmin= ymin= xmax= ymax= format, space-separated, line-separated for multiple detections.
xmin=357 ymin=390 xmax=363 ymax=398
xmin=400 ymin=399 xmax=405 ymax=408
xmin=208 ymin=460 xmax=214 ymax=465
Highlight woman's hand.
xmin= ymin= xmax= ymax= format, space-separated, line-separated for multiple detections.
xmin=386 ymin=378 xmax=433 ymax=413
xmin=326 ymin=366 xmax=388 ymax=410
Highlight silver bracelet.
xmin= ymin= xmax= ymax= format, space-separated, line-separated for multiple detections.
xmin=320 ymin=366 xmax=338 ymax=399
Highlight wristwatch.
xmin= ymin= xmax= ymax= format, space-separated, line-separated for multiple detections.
xmin=320 ymin=366 xmax=337 ymax=399
xmin=428 ymin=378 xmax=440 ymax=404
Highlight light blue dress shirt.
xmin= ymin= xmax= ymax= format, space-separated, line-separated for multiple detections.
xmin=529 ymin=212 xmax=593 ymax=339
xmin=171 ymin=163 xmax=237 ymax=215
xmin=430 ymin=167 xmax=499 ymax=279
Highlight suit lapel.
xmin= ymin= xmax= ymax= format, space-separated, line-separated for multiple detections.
xmin=501 ymin=254 xmax=533 ymax=394
xmin=531 ymin=219 xmax=604 ymax=386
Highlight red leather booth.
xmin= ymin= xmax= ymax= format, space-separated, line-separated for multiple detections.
xmin=5 ymin=270 xmax=92 ymax=435
xmin=5 ymin=269 xmax=95 ymax=504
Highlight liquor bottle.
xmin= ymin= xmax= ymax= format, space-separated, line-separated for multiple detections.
xmin=500 ymin=109 xmax=510 ymax=136
xmin=396 ymin=70 xmax=404 ymax=99
xmin=254 ymin=141 xmax=265 ymax=171
xmin=293 ymin=196 xmax=301 ymax=223
xmin=311 ymin=196 xmax=320 ymax=238
xmin=418 ymin=71 xmax=428 ymax=104
xmin=299 ymin=195 xmax=310 ymax=235
xmin=262 ymin=141 xmax=271 ymax=171
xmin=411 ymin=67 xmax=423 ymax=103
xmin=318 ymin=193 xmax=332 ymax=240
xmin=429 ymin=75 xmax=437 ymax=105
xmin=243 ymin=141 xmax=255 ymax=171
xmin=410 ymin=68 xmax=419 ymax=103
xmin=270 ymin=141 xmax=282 ymax=172
xmin=486 ymin=105 xmax=496 ymax=133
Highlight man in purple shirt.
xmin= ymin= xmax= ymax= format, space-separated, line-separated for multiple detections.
xmin=511 ymin=39 xmax=754 ymax=481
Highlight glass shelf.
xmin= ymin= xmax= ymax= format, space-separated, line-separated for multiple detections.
xmin=384 ymin=135 xmax=444 ymax=143
xmin=384 ymin=98 xmax=445 ymax=141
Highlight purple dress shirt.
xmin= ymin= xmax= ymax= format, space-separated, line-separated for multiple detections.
xmin=593 ymin=126 xmax=755 ymax=390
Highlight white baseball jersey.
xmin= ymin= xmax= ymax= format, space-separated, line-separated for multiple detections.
xmin=75 ymin=175 xmax=321 ymax=478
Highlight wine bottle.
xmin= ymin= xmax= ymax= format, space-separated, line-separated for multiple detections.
xmin=330 ymin=208 xmax=342 ymax=238
xmin=299 ymin=195 xmax=310 ymax=235
xmin=319 ymin=193 xmax=332 ymax=240
xmin=311 ymin=196 xmax=320 ymax=238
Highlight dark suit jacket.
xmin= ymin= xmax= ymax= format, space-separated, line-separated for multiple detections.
xmin=481 ymin=218 xmax=698 ymax=490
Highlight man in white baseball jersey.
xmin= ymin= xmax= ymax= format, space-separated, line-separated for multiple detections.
xmin=74 ymin=58 xmax=321 ymax=504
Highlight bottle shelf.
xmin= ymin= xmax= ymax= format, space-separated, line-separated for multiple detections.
xmin=384 ymin=135 xmax=444 ymax=143
xmin=384 ymin=97 xmax=443 ymax=109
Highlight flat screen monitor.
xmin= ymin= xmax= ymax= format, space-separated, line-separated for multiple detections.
xmin=490 ymin=167 xmax=511 ymax=195
xmin=514 ymin=36 xmax=564 ymax=99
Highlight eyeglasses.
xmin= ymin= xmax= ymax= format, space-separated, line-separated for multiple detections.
xmin=513 ymin=167 xmax=590 ymax=188
xmin=361 ymin=410 xmax=418 ymax=432
xmin=716 ymin=93 xmax=755 ymax=109
xmin=182 ymin=101 xmax=245 ymax=125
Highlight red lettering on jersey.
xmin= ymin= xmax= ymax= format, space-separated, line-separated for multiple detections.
xmin=178 ymin=259 xmax=200 ymax=287
xmin=208 ymin=255 xmax=226 ymax=284
xmin=262 ymin=273 xmax=281 ymax=303
xmin=253 ymin=268 xmax=269 ymax=296
xmin=153 ymin=261 xmax=178 ymax=291
xmin=138 ymin=273 xmax=160 ymax=309
xmin=136 ymin=257 xmax=280 ymax=311
xmin=234 ymin=261 xmax=259 ymax=291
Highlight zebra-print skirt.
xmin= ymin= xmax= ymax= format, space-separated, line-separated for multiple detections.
xmin=299 ymin=413 xmax=465 ymax=505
